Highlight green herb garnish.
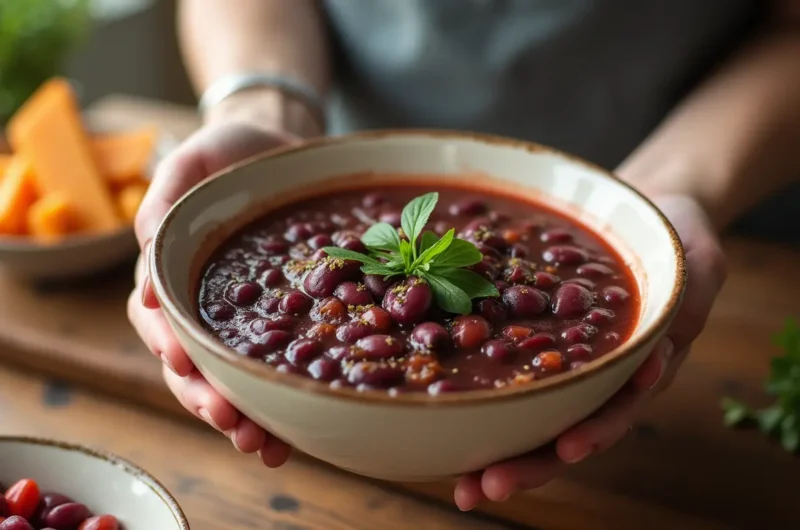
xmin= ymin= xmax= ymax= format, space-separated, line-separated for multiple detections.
xmin=323 ymin=192 xmax=499 ymax=314
xmin=722 ymin=319 xmax=800 ymax=452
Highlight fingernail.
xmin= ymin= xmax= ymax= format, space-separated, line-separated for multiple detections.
xmin=649 ymin=338 xmax=674 ymax=391
xmin=160 ymin=353 xmax=178 ymax=376
xmin=198 ymin=408 xmax=222 ymax=432
xmin=499 ymin=493 xmax=512 ymax=502
xmin=565 ymin=445 xmax=592 ymax=464
xmin=227 ymin=430 xmax=242 ymax=452
xmin=141 ymin=276 xmax=152 ymax=305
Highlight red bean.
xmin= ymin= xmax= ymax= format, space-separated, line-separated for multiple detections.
xmin=261 ymin=239 xmax=289 ymax=255
xmin=494 ymin=280 xmax=509 ymax=293
xmin=285 ymin=339 xmax=323 ymax=364
xmin=44 ymin=502 xmax=90 ymax=529
xmin=334 ymin=282 xmax=373 ymax=306
xmin=347 ymin=362 xmax=404 ymax=387
xmin=518 ymin=332 xmax=556 ymax=351
xmin=552 ymin=283 xmax=593 ymax=318
xmin=31 ymin=493 xmax=72 ymax=526
xmin=542 ymin=245 xmax=588 ymax=266
xmin=0 ymin=496 xmax=8 ymax=518
xmin=225 ymin=281 xmax=263 ymax=306
xmin=378 ymin=211 xmax=402 ymax=227
xmin=603 ymin=331 xmax=622 ymax=347
xmin=602 ymin=286 xmax=631 ymax=306
xmin=509 ymin=244 xmax=528 ymax=258
xmin=577 ymin=262 xmax=615 ymax=278
xmin=340 ymin=238 xmax=367 ymax=253
xmin=482 ymin=340 xmax=512 ymax=362
xmin=561 ymin=323 xmax=598 ymax=344
xmin=567 ymin=343 xmax=593 ymax=360
xmin=452 ymin=315 xmax=491 ymax=349
xmin=540 ymin=228 xmax=573 ymax=243
xmin=355 ymin=334 xmax=405 ymax=360
xmin=257 ymin=296 xmax=281 ymax=314
xmin=250 ymin=315 xmax=297 ymax=334
xmin=5 ymin=479 xmax=39 ymax=520
xmin=307 ymin=233 xmax=333 ymax=250
xmin=261 ymin=268 xmax=284 ymax=287
xmin=326 ymin=345 xmax=351 ymax=360
xmin=204 ymin=302 xmax=234 ymax=322
xmin=279 ymin=291 xmax=313 ymax=315
xmin=502 ymin=325 xmax=533 ymax=343
xmin=502 ymin=285 xmax=549 ymax=318
xmin=312 ymin=296 xmax=348 ymax=324
xmin=533 ymin=271 xmax=560 ymax=289
xmin=362 ymin=193 xmax=385 ymax=208
xmin=533 ymin=351 xmax=564 ymax=372
xmin=427 ymin=379 xmax=459 ymax=395
xmin=584 ymin=308 xmax=615 ymax=325
xmin=363 ymin=274 xmax=393 ymax=299
xmin=78 ymin=515 xmax=120 ymax=530
xmin=449 ymin=198 xmax=487 ymax=216
xmin=276 ymin=362 xmax=301 ymax=374
xmin=361 ymin=306 xmax=392 ymax=332
xmin=563 ymin=278 xmax=596 ymax=290
xmin=410 ymin=322 xmax=451 ymax=351
xmin=382 ymin=277 xmax=432 ymax=325
xmin=336 ymin=322 xmax=374 ymax=343
xmin=0 ymin=517 xmax=35 ymax=530
xmin=284 ymin=222 xmax=313 ymax=242
xmin=477 ymin=299 xmax=507 ymax=324
xmin=236 ymin=341 xmax=270 ymax=358
xmin=307 ymin=358 xmax=341 ymax=381
xmin=470 ymin=258 xmax=500 ymax=281
xmin=303 ymin=258 xmax=360 ymax=298
xmin=505 ymin=266 xmax=529 ymax=284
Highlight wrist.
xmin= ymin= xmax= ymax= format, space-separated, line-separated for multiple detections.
xmin=203 ymin=87 xmax=324 ymax=139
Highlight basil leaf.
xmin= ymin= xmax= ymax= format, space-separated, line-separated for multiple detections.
xmin=419 ymin=231 xmax=439 ymax=254
xmin=401 ymin=192 xmax=438 ymax=256
xmin=362 ymin=222 xmax=402 ymax=252
xmin=421 ymin=272 xmax=472 ymax=315
xmin=431 ymin=238 xmax=483 ymax=268
xmin=414 ymin=229 xmax=454 ymax=268
xmin=432 ymin=268 xmax=499 ymax=299
xmin=399 ymin=239 xmax=413 ymax=269
xmin=321 ymin=247 xmax=380 ymax=265
xmin=781 ymin=415 xmax=799 ymax=452
xmin=721 ymin=398 xmax=750 ymax=427
xmin=361 ymin=264 xmax=402 ymax=277
xmin=756 ymin=406 xmax=784 ymax=433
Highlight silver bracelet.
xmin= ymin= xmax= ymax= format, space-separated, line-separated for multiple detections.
xmin=198 ymin=72 xmax=326 ymax=126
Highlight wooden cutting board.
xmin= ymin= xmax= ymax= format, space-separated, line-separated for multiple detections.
xmin=1 ymin=95 xmax=798 ymax=530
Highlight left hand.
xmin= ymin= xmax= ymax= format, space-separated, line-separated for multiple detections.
xmin=454 ymin=194 xmax=728 ymax=510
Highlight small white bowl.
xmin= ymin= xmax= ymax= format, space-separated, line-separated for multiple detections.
xmin=0 ymin=130 xmax=176 ymax=282
xmin=151 ymin=130 xmax=686 ymax=482
xmin=0 ymin=436 xmax=190 ymax=529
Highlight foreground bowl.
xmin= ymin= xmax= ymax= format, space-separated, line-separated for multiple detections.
xmin=0 ymin=436 xmax=189 ymax=529
xmin=151 ymin=130 xmax=685 ymax=481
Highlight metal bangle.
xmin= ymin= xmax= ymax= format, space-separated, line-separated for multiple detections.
xmin=198 ymin=72 xmax=326 ymax=128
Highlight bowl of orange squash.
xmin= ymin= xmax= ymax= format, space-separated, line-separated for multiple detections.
xmin=0 ymin=78 xmax=172 ymax=281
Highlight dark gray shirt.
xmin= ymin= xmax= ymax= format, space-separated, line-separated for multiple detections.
xmin=322 ymin=0 xmax=759 ymax=169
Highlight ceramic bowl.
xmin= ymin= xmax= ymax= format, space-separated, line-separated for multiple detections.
xmin=0 ymin=130 xmax=176 ymax=282
xmin=150 ymin=130 xmax=686 ymax=482
xmin=0 ymin=436 xmax=190 ymax=529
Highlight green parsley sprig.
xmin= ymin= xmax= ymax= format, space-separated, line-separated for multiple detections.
xmin=722 ymin=319 xmax=800 ymax=453
xmin=323 ymin=192 xmax=499 ymax=314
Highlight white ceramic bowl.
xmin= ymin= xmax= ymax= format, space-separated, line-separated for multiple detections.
xmin=0 ymin=436 xmax=190 ymax=529
xmin=0 ymin=131 xmax=176 ymax=282
xmin=151 ymin=130 xmax=686 ymax=482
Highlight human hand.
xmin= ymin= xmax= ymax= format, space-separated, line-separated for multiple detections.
xmin=128 ymin=119 xmax=301 ymax=465
xmin=453 ymin=194 xmax=728 ymax=510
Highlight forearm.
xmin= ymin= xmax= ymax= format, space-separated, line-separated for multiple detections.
xmin=617 ymin=27 xmax=800 ymax=231
xmin=178 ymin=0 xmax=331 ymax=136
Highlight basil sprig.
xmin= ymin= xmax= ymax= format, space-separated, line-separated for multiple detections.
xmin=323 ymin=192 xmax=499 ymax=314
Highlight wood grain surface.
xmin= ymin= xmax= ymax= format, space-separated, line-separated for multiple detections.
xmin=0 ymin=96 xmax=798 ymax=530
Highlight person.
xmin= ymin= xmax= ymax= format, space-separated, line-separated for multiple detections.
xmin=128 ymin=0 xmax=800 ymax=511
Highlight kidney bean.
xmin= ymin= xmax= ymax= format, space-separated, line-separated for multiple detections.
xmin=561 ymin=323 xmax=599 ymax=344
xmin=5 ymin=479 xmax=40 ymax=520
xmin=533 ymin=271 xmax=560 ymax=289
xmin=334 ymin=282 xmax=373 ymax=307
xmin=261 ymin=239 xmax=289 ymax=255
xmin=276 ymin=362 xmax=301 ymax=374
xmin=336 ymin=322 xmax=374 ymax=343
xmin=307 ymin=233 xmax=333 ymax=250
xmin=449 ymin=198 xmax=487 ymax=216
xmin=602 ymin=286 xmax=631 ymax=306
xmin=236 ymin=340 xmax=270 ymax=358
xmin=603 ymin=331 xmax=622 ymax=347
xmin=31 ymin=493 xmax=73 ymax=525
xmin=312 ymin=297 xmax=348 ymax=324
xmin=452 ymin=315 xmax=491 ymax=349
xmin=577 ymin=262 xmax=615 ymax=278
xmin=470 ymin=258 xmax=500 ymax=281
xmin=204 ymin=302 xmax=234 ymax=322
xmin=482 ymin=340 xmax=512 ymax=362
xmin=502 ymin=325 xmax=533 ymax=342
xmin=494 ymin=280 xmax=509 ymax=293
xmin=361 ymin=306 xmax=392 ymax=332
xmin=509 ymin=244 xmax=528 ymax=258
xmin=307 ymin=322 xmax=336 ymax=339
xmin=584 ymin=308 xmax=615 ymax=325
xmin=261 ymin=268 xmax=284 ymax=287
xmin=341 ymin=238 xmax=367 ymax=253
xmin=362 ymin=192 xmax=385 ymax=208
xmin=347 ymin=362 xmax=404 ymax=388
xmin=540 ymin=228 xmax=573 ymax=243
xmin=477 ymin=299 xmax=507 ymax=324
xmin=363 ymin=274 xmax=393 ymax=299
xmin=567 ymin=343 xmax=593 ymax=360
xmin=78 ymin=515 xmax=120 ymax=530
xmin=462 ymin=217 xmax=493 ymax=235
xmin=285 ymin=339 xmax=323 ymax=364
xmin=355 ymin=335 xmax=405 ymax=360
xmin=563 ymin=277 xmax=596 ymax=290
xmin=427 ymin=379 xmax=459 ymax=395
xmin=502 ymin=285 xmax=549 ymax=318
xmin=542 ymin=245 xmax=588 ymax=266
xmin=382 ymin=277 xmax=432 ymax=325
xmin=303 ymin=258 xmax=360 ymax=298
xmin=410 ymin=322 xmax=451 ymax=352
xmin=44 ymin=502 xmax=90 ymax=529
xmin=518 ymin=332 xmax=556 ymax=351
xmin=0 ymin=517 xmax=35 ymax=530
xmin=552 ymin=283 xmax=594 ymax=319
xmin=504 ymin=266 xmax=529 ymax=284
xmin=250 ymin=315 xmax=297 ymax=334
xmin=378 ymin=210 xmax=402 ymax=227
xmin=307 ymin=358 xmax=341 ymax=381
xmin=225 ymin=281 xmax=263 ymax=306
xmin=257 ymin=296 xmax=281 ymax=314
xmin=284 ymin=222 xmax=313 ymax=242
xmin=279 ymin=291 xmax=313 ymax=315
xmin=534 ymin=351 xmax=564 ymax=372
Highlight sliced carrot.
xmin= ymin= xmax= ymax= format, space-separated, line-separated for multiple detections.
xmin=27 ymin=193 xmax=74 ymax=242
xmin=91 ymin=126 xmax=158 ymax=185
xmin=0 ymin=156 xmax=37 ymax=235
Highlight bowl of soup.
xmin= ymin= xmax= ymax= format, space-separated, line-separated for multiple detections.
xmin=149 ymin=130 xmax=685 ymax=481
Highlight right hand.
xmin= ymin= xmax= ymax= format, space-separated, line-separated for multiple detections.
xmin=128 ymin=114 xmax=309 ymax=465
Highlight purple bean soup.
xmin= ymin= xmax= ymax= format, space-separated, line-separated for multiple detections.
xmin=197 ymin=184 xmax=640 ymax=395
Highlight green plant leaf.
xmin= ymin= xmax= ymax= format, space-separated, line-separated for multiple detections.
xmin=321 ymin=247 xmax=380 ymax=265
xmin=419 ymin=231 xmax=439 ymax=254
xmin=401 ymin=192 xmax=438 ymax=258
xmin=421 ymin=272 xmax=473 ymax=315
xmin=399 ymin=239 xmax=413 ymax=269
xmin=781 ymin=414 xmax=799 ymax=452
xmin=414 ymin=229 xmax=455 ymax=268
xmin=433 ymin=268 xmax=500 ymax=299
xmin=430 ymin=238 xmax=483 ymax=269
xmin=361 ymin=264 xmax=402 ymax=277
xmin=756 ymin=406 xmax=784 ymax=433
xmin=362 ymin=222 xmax=402 ymax=252
xmin=721 ymin=398 xmax=750 ymax=426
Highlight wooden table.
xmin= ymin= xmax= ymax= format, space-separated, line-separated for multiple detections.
xmin=1 ymin=96 xmax=799 ymax=530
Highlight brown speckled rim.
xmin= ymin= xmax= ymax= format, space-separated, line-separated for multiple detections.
xmin=0 ymin=435 xmax=191 ymax=529
xmin=150 ymin=129 xmax=686 ymax=407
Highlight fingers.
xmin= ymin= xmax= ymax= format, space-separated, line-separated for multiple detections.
xmin=259 ymin=436 xmax=293 ymax=468
xmin=163 ymin=365 xmax=241 ymax=433
xmin=454 ymin=472 xmax=484 ymax=511
xmin=127 ymin=290 xmax=194 ymax=376
xmin=479 ymin=450 xmax=561 ymax=501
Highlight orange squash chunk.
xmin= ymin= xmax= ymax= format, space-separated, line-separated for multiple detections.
xmin=0 ymin=157 xmax=37 ymax=235
xmin=27 ymin=194 xmax=73 ymax=242
xmin=91 ymin=126 xmax=157 ymax=185
xmin=6 ymin=78 xmax=121 ymax=233
xmin=115 ymin=180 xmax=149 ymax=222
xmin=0 ymin=154 xmax=12 ymax=178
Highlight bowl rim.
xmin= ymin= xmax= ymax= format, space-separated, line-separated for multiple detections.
xmin=150 ymin=128 xmax=687 ymax=407
xmin=0 ymin=435 xmax=191 ymax=529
